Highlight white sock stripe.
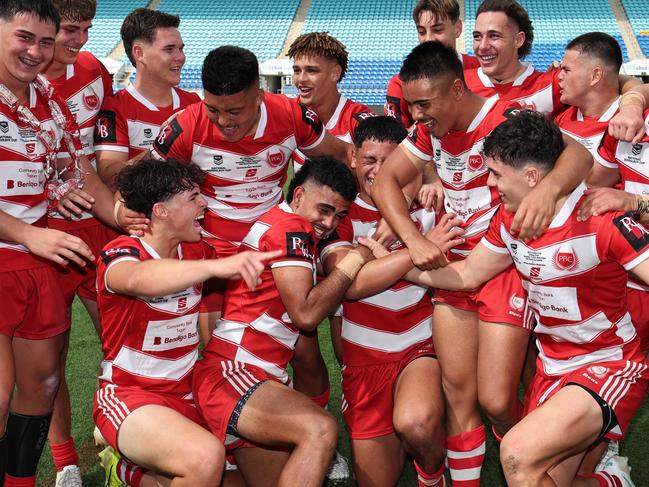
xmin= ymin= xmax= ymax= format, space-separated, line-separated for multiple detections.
xmin=446 ymin=443 xmax=486 ymax=459
xmin=599 ymin=471 xmax=616 ymax=487
xmin=448 ymin=466 xmax=482 ymax=481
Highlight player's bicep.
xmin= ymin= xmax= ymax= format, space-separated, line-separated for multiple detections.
xmin=272 ymin=264 xmax=317 ymax=318
xmin=103 ymin=259 xmax=141 ymax=295
xmin=383 ymin=145 xmax=428 ymax=188
xmin=96 ymin=151 xmax=130 ymax=188
xmin=586 ymin=162 xmax=620 ymax=188
xmin=465 ymin=241 xmax=513 ymax=287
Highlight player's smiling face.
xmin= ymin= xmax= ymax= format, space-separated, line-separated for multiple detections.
xmin=486 ymin=156 xmax=532 ymax=212
xmin=292 ymin=55 xmax=341 ymax=107
xmin=156 ymin=184 xmax=207 ymax=242
xmin=291 ymin=181 xmax=350 ymax=242
xmin=351 ymin=138 xmax=399 ymax=205
xmin=203 ymin=85 xmax=262 ymax=142
xmin=473 ymin=11 xmax=524 ymax=80
xmin=403 ymin=77 xmax=459 ymax=137
xmin=0 ymin=13 xmax=56 ymax=93
xmin=138 ymin=27 xmax=185 ymax=86
xmin=416 ymin=10 xmax=462 ymax=47
xmin=54 ymin=18 xmax=92 ymax=66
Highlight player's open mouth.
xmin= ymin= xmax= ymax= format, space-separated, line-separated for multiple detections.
xmin=19 ymin=56 xmax=41 ymax=68
xmin=64 ymin=46 xmax=80 ymax=54
xmin=367 ymin=177 xmax=374 ymax=185
xmin=479 ymin=54 xmax=497 ymax=64
xmin=194 ymin=213 xmax=204 ymax=229
xmin=298 ymin=87 xmax=312 ymax=96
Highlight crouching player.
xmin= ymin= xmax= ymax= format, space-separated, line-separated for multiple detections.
xmin=319 ymin=116 xmax=465 ymax=487
xmin=365 ymin=111 xmax=648 ymax=486
xmin=194 ymin=156 xmax=373 ymax=487
xmin=93 ymin=158 xmax=279 ymax=486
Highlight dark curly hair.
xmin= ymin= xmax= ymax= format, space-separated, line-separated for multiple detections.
xmin=286 ymin=156 xmax=357 ymax=204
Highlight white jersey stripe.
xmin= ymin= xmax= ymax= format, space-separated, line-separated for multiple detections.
xmin=341 ymin=316 xmax=432 ymax=353
xmin=112 ymin=346 xmax=197 ymax=381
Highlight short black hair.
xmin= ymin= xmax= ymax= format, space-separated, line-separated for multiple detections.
xmin=353 ymin=116 xmax=408 ymax=149
xmin=117 ymin=158 xmax=205 ymax=218
xmin=202 ymin=46 xmax=260 ymax=96
xmin=476 ymin=0 xmax=533 ymax=58
xmin=400 ymin=41 xmax=464 ymax=85
xmin=121 ymin=8 xmax=180 ymax=66
xmin=482 ymin=110 xmax=564 ymax=171
xmin=286 ymin=156 xmax=357 ymax=204
xmin=52 ymin=0 xmax=96 ymax=22
xmin=566 ymin=32 xmax=622 ymax=74
xmin=0 ymin=0 xmax=60 ymax=31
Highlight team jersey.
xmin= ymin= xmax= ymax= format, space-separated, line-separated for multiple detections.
xmin=482 ymin=183 xmax=649 ymax=377
xmin=48 ymin=52 xmax=113 ymax=226
xmin=0 ymin=82 xmax=81 ymax=271
xmin=150 ymin=92 xmax=325 ymax=246
xmin=96 ymin=235 xmax=213 ymax=395
xmin=94 ymin=84 xmax=200 ymax=159
xmin=402 ymin=95 xmax=521 ymax=258
xmin=464 ymin=63 xmax=564 ymax=118
xmin=202 ymin=202 xmax=317 ymax=383
xmin=319 ymin=197 xmax=435 ymax=366
xmin=292 ymin=94 xmax=373 ymax=170
xmin=385 ymin=53 xmax=480 ymax=128
xmin=554 ymin=98 xmax=619 ymax=158
xmin=595 ymin=109 xmax=649 ymax=292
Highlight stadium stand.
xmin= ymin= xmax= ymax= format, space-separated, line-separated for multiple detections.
xmin=84 ymin=0 xmax=149 ymax=57
xmin=620 ymin=0 xmax=649 ymax=56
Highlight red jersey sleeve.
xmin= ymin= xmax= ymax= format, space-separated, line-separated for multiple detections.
xmin=401 ymin=123 xmax=433 ymax=161
xmin=594 ymin=131 xmax=619 ymax=169
xmin=94 ymin=95 xmax=129 ymax=153
xmin=150 ymin=106 xmax=194 ymax=162
xmin=317 ymin=216 xmax=354 ymax=260
xmin=98 ymin=236 xmax=144 ymax=292
xmin=289 ymin=101 xmax=325 ymax=152
xmin=384 ymin=74 xmax=413 ymax=128
xmin=599 ymin=212 xmax=649 ymax=271
xmin=481 ymin=206 xmax=510 ymax=254
xmin=262 ymin=214 xmax=317 ymax=270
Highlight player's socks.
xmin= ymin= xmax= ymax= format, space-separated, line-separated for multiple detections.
xmin=446 ymin=424 xmax=485 ymax=486
xmin=309 ymin=385 xmax=331 ymax=409
xmin=51 ymin=437 xmax=79 ymax=471
xmin=577 ymin=473 xmax=623 ymax=487
xmin=116 ymin=458 xmax=146 ymax=487
xmin=3 ymin=476 xmax=35 ymax=487
xmin=491 ymin=424 xmax=504 ymax=444
xmin=0 ymin=433 xmax=6 ymax=487
xmin=5 ymin=412 xmax=52 ymax=487
xmin=414 ymin=461 xmax=445 ymax=486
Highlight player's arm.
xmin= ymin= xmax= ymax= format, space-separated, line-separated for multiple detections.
xmin=609 ymin=79 xmax=647 ymax=144
xmin=106 ymin=250 xmax=281 ymax=298
xmin=372 ymin=144 xmax=447 ymax=270
xmin=512 ymin=134 xmax=592 ymax=240
xmin=302 ymin=132 xmax=353 ymax=168
xmin=96 ymin=150 xmax=130 ymax=190
xmin=273 ymin=246 xmax=373 ymax=331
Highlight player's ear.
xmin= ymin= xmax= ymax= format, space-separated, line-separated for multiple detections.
xmin=525 ymin=166 xmax=541 ymax=187
xmin=331 ymin=63 xmax=342 ymax=83
xmin=292 ymin=186 xmax=305 ymax=208
xmin=451 ymin=78 xmax=465 ymax=100
xmin=514 ymin=31 xmax=525 ymax=51
xmin=591 ymin=65 xmax=604 ymax=86
xmin=151 ymin=201 xmax=168 ymax=219
xmin=454 ymin=19 xmax=463 ymax=38
xmin=132 ymin=42 xmax=144 ymax=65
xmin=350 ymin=147 xmax=358 ymax=169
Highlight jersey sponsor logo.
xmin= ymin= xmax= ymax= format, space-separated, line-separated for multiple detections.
xmin=268 ymin=151 xmax=284 ymax=167
xmin=95 ymin=110 xmax=116 ymax=143
xmin=510 ymin=243 xmax=518 ymax=254
xmin=82 ymin=87 xmax=99 ymax=111
xmin=614 ymin=213 xmax=649 ymax=252
xmin=101 ymin=246 xmax=141 ymax=265
xmin=286 ymin=231 xmax=315 ymax=261
xmin=407 ymin=125 xmax=418 ymax=145
xmin=530 ymin=266 xmax=541 ymax=278
xmin=509 ymin=293 xmax=525 ymax=311
xmin=177 ymin=296 xmax=188 ymax=311
xmin=154 ymin=118 xmax=183 ymax=155
xmin=25 ymin=142 xmax=36 ymax=155
xmin=385 ymin=95 xmax=401 ymax=121
xmin=452 ymin=171 xmax=462 ymax=183
xmin=0 ymin=121 xmax=8 ymax=134
xmin=300 ymin=104 xmax=323 ymax=135
xmin=352 ymin=111 xmax=376 ymax=123
xmin=467 ymin=154 xmax=485 ymax=171
xmin=245 ymin=168 xmax=257 ymax=179
xmin=553 ymin=248 xmax=579 ymax=271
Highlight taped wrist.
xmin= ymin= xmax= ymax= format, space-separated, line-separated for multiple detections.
xmin=335 ymin=249 xmax=366 ymax=280
xmin=620 ymin=90 xmax=646 ymax=109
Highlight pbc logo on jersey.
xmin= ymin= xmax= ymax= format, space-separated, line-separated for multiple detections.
xmin=0 ymin=121 xmax=8 ymax=134
xmin=82 ymin=87 xmax=99 ymax=111
xmin=467 ymin=154 xmax=485 ymax=171
xmin=529 ymin=266 xmax=541 ymax=278
xmin=177 ymin=297 xmax=188 ymax=311
xmin=452 ymin=172 xmax=462 ymax=183
xmin=95 ymin=110 xmax=116 ymax=143
xmin=614 ymin=213 xmax=649 ymax=252
xmin=154 ymin=118 xmax=183 ymax=155
xmin=143 ymin=128 xmax=153 ymax=139
xmin=300 ymin=104 xmax=323 ymax=135
xmin=509 ymin=293 xmax=525 ymax=312
xmin=268 ymin=151 xmax=284 ymax=167
xmin=553 ymin=248 xmax=578 ymax=271
xmin=286 ymin=232 xmax=315 ymax=261
xmin=25 ymin=142 xmax=36 ymax=155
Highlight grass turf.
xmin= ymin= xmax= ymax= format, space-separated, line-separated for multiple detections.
xmin=37 ymin=299 xmax=649 ymax=486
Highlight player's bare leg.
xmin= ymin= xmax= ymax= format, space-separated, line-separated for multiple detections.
xmin=117 ymin=404 xmax=225 ymax=486
xmin=329 ymin=315 xmax=343 ymax=366
xmin=500 ymin=386 xmax=604 ymax=487
xmin=477 ymin=321 xmax=529 ymax=438
xmin=291 ymin=330 xmax=329 ymax=401
xmin=0 ymin=335 xmax=15 ymax=435
xmin=351 ymin=434 xmax=404 ymax=487
xmin=233 ymin=445 xmax=289 ymax=487
xmin=235 ymin=380 xmax=338 ymax=487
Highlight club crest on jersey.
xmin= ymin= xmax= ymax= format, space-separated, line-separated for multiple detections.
xmin=587 ymin=365 xmax=608 ymax=380
xmin=286 ymin=232 xmax=315 ymax=261
xmin=0 ymin=121 xmax=8 ymax=134
xmin=82 ymin=87 xmax=99 ymax=111
xmin=468 ymin=154 xmax=485 ymax=171
xmin=614 ymin=213 xmax=649 ymax=251
xmin=268 ymin=151 xmax=284 ymax=167
xmin=553 ymin=248 xmax=578 ymax=271
xmin=509 ymin=294 xmax=525 ymax=311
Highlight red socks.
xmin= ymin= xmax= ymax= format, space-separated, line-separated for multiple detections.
xmin=446 ymin=425 xmax=486 ymax=486
xmin=51 ymin=437 xmax=79 ymax=471
xmin=4 ymin=475 xmax=36 ymax=487
xmin=117 ymin=458 xmax=146 ymax=487
xmin=414 ymin=460 xmax=445 ymax=486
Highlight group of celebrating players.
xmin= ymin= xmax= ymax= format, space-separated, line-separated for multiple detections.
xmin=1 ymin=0 xmax=648 ymax=486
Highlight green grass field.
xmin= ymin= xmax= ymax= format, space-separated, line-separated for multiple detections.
xmin=37 ymin=300 xmax=649 ymax=486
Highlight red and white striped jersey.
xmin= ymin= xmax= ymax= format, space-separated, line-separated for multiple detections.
xmin=48 ymin=52 xmax=113 ymax=226
xmin=292 ymin=94 xmax=373 ymax=170
xmin=595 ymin=109 xmax=649 ymax=291
xmin=320 ymin=197 xmax=435 ymax=366
xmin=464 ymin=63 xmax=564 ymax=117
xmin=554 ymin=98 xmax=619 ymax=158
xmin=94 ymin=85 xmax=200 ymax=159
xmin=402 ymin=96 xmax=520 ymax=259
xmin=202 ymin=202 xmax=317 ymax=383
xmin=385 ymin=53 xmax=480 ymax=128
xmin=0 ymin=83 xmax=81 ymax=271
xmin=482 ymin=183 xmax=649 ymax=377
xmin=96 ymin=235 xmax=213 ymax=395
xmin=150 ymin=92 xmax=325 ymax=246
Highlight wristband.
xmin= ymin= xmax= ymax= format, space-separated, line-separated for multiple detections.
xmin=637 ymin=196 xmax=649 ymax=215
xmin=335 ymin=249 xmax=366 ymax=280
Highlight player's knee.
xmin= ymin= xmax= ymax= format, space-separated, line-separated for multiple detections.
xmin=393 ymin=408 xmax=440 ymax=447
xmin=17 ymin=369 xmax=61 ymax=406
xmin=500 ymin=431 xmax=539 ymax=483
xmin=479 ymin=390 xmax=514 ymax=422
xmin=184 ymin=437 xmax=225 ymax=483
xmin=305 ymin=411 xmax=338 ymax=452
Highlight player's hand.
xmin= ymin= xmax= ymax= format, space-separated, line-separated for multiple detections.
xmin=116 ymin=202 xmax=150 ymax=236
xmin=512 ymin=184 xmax=561 ymax=240
xmin=425 ymin=213 xmax=465 ymax=253
xmin=577 ymin=187 xmax=637 ymax=221
xmin=406 ymin=233 xmax=448 ymax=270
xmin=24 ymin=225 xmax=94 ymax=267
xmin=372 ymin=218 xmax=398 ymax=248
xmin=57 ymin=188 xmax=95 ymax=219
xmin=609 ymin=104 xmax=646 ymax=144
xmin=417 ymin=180 xmax=445 ymax=213
xmin=214 ymin=250 xmax=282 ymax=291
xmin=357 ymin=236 xmax=390 ymax=259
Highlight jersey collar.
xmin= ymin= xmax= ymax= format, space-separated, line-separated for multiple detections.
xmin=127 ymin=85 xmax=180 ymax=111
xmin=576 ymin=97 xmax=620 ymax=122
xmin=548 ymin=182 xmax=588 ymax=229
xmin=477 ymin=62 xmax=535 ymax=88
xmin=254 ymin=100 xmax=268 ymax=140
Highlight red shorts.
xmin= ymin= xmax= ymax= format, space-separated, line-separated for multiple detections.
xmin=199 ymin=238 xmax=240 ymax=313
xmin=93 ymin=383 xmax=205 ymax=454
xmin=341 ymin=344 xmax=435 ymax=440
xmin=627 ymin=288 xmax=649 ymax=352
xmin=524 ymin=360 xmax=649 ymax=441
xmin=51 ymin=221 xmax=119 ymax=305
xmin=0 ymin=265 xmax=69 ymax=339
xmin=435 ymin=265 xmax=527 ymax=328
xmin=193 ymin=358 xmax=281 ymax=442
